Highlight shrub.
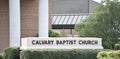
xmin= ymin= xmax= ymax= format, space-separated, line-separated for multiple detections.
xmin=115 ymin=43 xmax=120 ymax=50
xmin=97 ymin=50 xmax=120 ymax=59
xmin=49 ymin=30 xmax=60 ymax=37
xmin=20 ymin=49 xmax=102 ymax=59
xmin=3 ymin=47 xmax=20 ymax=59
xmin=97 ymin=51 xmax=108 ymax=59
xmin=0 ymin=53 xmax=3 ymax=59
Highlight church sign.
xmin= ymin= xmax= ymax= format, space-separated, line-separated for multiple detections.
xmin=20 ymin=37 xmax=103 ymax=49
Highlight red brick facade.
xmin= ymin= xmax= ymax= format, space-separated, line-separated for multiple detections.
xmin=0 ymin=0 xmax=52 ymax=52
xmin=21 ymin=0 xmax=39 ymax=37
xmin=0 ymin=0 xmax=9 ymax=52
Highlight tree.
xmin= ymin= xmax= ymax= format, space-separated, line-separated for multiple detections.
xmin=75 ymin=0 xmax=120 ymax=49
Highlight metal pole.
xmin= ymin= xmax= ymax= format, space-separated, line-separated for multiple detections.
xmin=62 ymin=27 xmax=65 ymax=37
xmin=70 ymin=29 xmax=73 ymax=37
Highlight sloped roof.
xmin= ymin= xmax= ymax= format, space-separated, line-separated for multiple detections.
xmin=52 ymin=13 xmax=91 ymax=29
xmin=52 ymin=0 xmax=99 ymax=14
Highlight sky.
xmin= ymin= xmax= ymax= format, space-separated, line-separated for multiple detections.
xmin=93 ymin=0 xmax=102 ymax=3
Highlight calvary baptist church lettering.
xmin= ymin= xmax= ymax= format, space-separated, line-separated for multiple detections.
xmin=32 ymin=40 xmax=98 ymax=45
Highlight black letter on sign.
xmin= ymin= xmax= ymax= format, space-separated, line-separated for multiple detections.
xmin=32 ymin=40 xmax=35 ymax=45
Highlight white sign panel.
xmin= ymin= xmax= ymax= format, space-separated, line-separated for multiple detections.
xmin=20 ymin=37 xmax=103 ymax=50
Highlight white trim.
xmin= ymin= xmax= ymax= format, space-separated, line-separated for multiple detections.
xmin=39 ymin=0 xmax=49 ymax=37
xmin=9 ymin=0 xmax=20 ymax=47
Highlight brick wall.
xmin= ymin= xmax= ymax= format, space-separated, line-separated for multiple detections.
xmin=21 ymin=0 xmax=38 ymax=37
xmin=0 ymin=0 xmax=9 ymax=52
xmin=0 ymin=0 xmax=52 ymax=52
xmin=21 ymin=0 xmax=52 ymax=37
xmin=49 ymin=0 xmax=52 ymax=29
xmin=53 ymin=29 xmax=79 ymax=37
